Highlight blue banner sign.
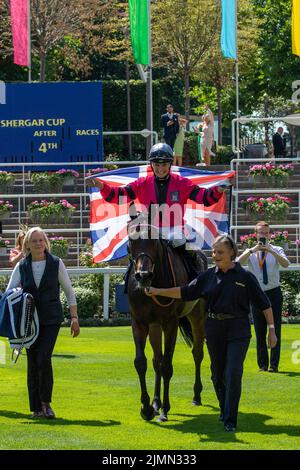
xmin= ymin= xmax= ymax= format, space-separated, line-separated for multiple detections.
xmin=0 ymin=82 xmax=103 ymax=168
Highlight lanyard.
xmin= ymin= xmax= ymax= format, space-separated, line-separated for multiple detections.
xmin=256 ymin=251 xmax=267 ymax=271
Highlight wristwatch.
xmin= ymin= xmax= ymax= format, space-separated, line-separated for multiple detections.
xmin=248 ymin=249 xmax=254 ymax=254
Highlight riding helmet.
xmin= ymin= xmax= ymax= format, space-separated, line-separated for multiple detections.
xmin=148 ymin=143 xmax=174 ymax=163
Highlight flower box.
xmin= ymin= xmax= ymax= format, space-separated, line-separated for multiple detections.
xmin=27 ymin=199 xmax=76 ymax=226
xmin=242 ymin=195 xmax=292 ymax=222
xmin=0 ymin=211 xmax=11 ymax=221
xmin=240 ymin=231 xmax=290 ymax=249
xmin=0 ymin=171 xmax=15 ymax=193
xmin=249 ymin=163 xmax=294 ymax=188
xmin=0 ymin=237 xmax=9 ymax=255
xmin=31 ymin=172 xmax=64 ymax=193
xmin=55 ymin=169 xmax=79 ymax=188
xmin=62 ymin=177 xmax=74 ymax=187
xmin=0 ymin=247 xmax=7 ymax=256
xmin=0 ymin=200 xmax=13 ymax=221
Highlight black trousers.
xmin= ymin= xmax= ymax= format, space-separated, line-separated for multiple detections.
xmin=205 ymin=318 xmax=251 ymax=427
xmin=26 ymin=324 xmax=60 ymax=412
xmin=164 ymin=135 xmax=176 ymax=149
xmin=252 ymin=286 xmax=283 ymax=370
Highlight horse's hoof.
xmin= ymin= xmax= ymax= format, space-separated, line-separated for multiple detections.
xmin=157 ymin=414 xmax=168 ymax=423
xmin=192 ymin=399 xmax=202 ymax=406
xmin=140 ymin=406 xmax=155 ymax=421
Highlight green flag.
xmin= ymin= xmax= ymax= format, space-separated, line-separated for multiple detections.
xmin=128 ymin=0 xmax=150 ymax=65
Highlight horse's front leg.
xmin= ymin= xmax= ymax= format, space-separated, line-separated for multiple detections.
xmin=132 ymin=319 xmax=155 ymax=421
xmin=149 ymin=323 xmax=163 ymax=415
xmin=158 ymin=319 xmax=178 ymax=422
xmin=187 ymin=300 xmax=206 ymax=406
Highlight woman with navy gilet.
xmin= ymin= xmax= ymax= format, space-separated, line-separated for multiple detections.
xmin=6 ymin=227 xmax=80 ymax=419
xmin=146 ymin=235 xmax=277 ymax=432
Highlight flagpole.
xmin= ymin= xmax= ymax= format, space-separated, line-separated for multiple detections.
xmin=28 ymin=0 xmax=31 ymax=83
xmin=146 ymin=0 xmax=153 ymax=154
xmin=235 ymin=0 xmax=240 ymax=158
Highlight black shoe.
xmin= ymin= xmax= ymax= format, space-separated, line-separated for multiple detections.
xmin=259 ymin=367 xmax=268 ymax=372
xmin=224 ymin=423 xmax=236 ymax=432
xmin=41 ymin=402 xmax=56 ymax=419
xmin=268 ymin=367 xmax=278 ymax=373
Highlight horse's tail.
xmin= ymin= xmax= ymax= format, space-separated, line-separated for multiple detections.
xmin=179 ymin=316 xmax=193 ymax=348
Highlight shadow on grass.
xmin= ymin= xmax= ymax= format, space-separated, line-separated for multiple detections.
xmin=149 ymin=404 xmax=300 ymax=444
xmin=0 ymin=410 xmax=121 ymax=428
xmin=277 ymin=371 xmax=300 ymax=378
xmin=52 ymin=354 xmax=77 ymax=360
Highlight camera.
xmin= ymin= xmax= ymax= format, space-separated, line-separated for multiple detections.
xmin=259 ymin=237 xmax=266 ymax=245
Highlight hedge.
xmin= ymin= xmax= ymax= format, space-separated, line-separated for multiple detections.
xmin=60 ymin=286 xmax=101 ymax=320
xmin=281 ymin=272 xmax=300 ymax=316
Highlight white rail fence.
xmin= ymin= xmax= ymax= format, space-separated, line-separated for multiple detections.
xmin=1 ymin=266 xmax=300 ymax=321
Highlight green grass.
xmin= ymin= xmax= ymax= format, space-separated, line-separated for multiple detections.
xmin=0 ymin=325 xmax=300 ymax=450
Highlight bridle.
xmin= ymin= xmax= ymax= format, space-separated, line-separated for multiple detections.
xmin=132 ymin=247 xmax=177 ymax=309
xmin=133 ymin=252 xmax=155 ymax=274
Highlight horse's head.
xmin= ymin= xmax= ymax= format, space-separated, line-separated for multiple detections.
xmin=127 ymin=211 xmax=162 ymax=289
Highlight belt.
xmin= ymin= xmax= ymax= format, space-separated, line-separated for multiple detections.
xmin=207 ymin=312 xmax=236 ymax=320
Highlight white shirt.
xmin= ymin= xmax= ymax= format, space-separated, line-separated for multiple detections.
xmin=6 ymin=258 xmax=77 ymax=307
xmin=247 ymin=244 xmax=289 ymax=291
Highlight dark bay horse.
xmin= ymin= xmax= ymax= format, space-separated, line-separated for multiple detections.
xmin=127 ymin=216 xmax=207 ymax=422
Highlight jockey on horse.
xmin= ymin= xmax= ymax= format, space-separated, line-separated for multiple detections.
xmin=89 ymin=142 xmax=230 ymax=287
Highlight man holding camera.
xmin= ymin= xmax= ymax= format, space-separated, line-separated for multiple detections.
xmin=238 ymin=221 xmax=290 ymax=373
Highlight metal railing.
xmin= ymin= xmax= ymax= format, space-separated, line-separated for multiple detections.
xmin=0 ymin=267 xmax=127 ymax=320
xmin=229 ymin=157 xmax=300 ymax=263
xmin=1 ymin=265 xmax=300 ymax=321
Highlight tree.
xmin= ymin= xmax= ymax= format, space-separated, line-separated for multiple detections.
xmin=152 ymin=0 xmax=219 ymax=126
xmin=251 ymin=0 xmax=300 ymax=99
xmin=0 ymin=0 xmax=129 ymax=82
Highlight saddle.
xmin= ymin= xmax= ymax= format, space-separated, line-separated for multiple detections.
xmin=164 ymin=241 xmax=208 ymax=282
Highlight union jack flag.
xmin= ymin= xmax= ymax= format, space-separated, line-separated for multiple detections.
xmin=89 ymin=165 xmax=235 ymax=263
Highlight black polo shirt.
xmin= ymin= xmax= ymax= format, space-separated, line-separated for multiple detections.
xmin=181 ymin=262 xmax=271 ymax=318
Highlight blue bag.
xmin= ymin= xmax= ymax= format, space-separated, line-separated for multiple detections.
xmin=0 ymin=288 xmax=39 ymax=362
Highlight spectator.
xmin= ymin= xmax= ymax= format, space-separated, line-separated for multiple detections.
xmin=9 ymin=227 xmax=27 ymax=268
xmin=146 ymin=234 xmax=277 ymax=432
xmin=160 ymin=104 xmax=179 ymax=150
xmin=195 ymin=105 xmax=215 ymax=166
xmin=237 ymin=221 xmax=289 ymax=373
xmin=173 ymin=116 xmax=187 ymax=166
xmin=272 ymin=127 xmax=286 ymax=158
xmin=6 ymin=226 xmax=80 ymax=419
